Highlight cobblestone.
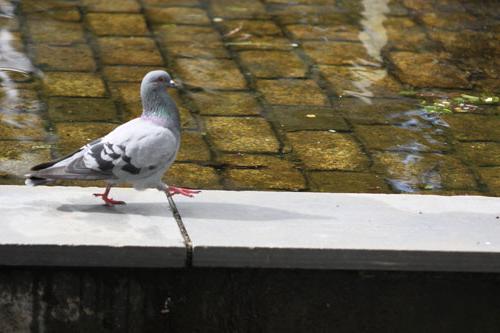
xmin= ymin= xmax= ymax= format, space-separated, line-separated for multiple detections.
xmin=1 ymin=0 xmax=495 ymax=196
xmin=220 ymin=154 xmax=305 ymax=190
xmin=87 ymin=13 xmax=148 ymax=36
xmin=204 ymin=116 xmax=280 ymax=153
xmin=48 ymin=98 xmax=117 ymax=122
xmin=188 ymin=91 xmax=262 ymax=116
xmin=287 ymin=131 xmax=369 ymax=171
xmin=239 ymin=50 xmax=307 ymax=78
xmin=98 ymin=37 xmax=163 ymax=66
xmin=43 ymin=72 xmax=106 ymax=97
xmin=308 ymin=171 xmax=389 ymax=193
xmin=33 ymin=44 xmax=96 ymax=71
xmin=257 ymin=79 xmax=328 ymax=106
xmin=174 ymin=58 xmax=247 ymax=89
xmin=81 ymin=0 xmax=140 ymax=13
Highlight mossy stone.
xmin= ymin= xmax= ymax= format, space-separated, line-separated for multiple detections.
xmin=287 ymin=131 xmax=369 ymax=171
xmin=257 ymin=79 xmax=328 ymax=106
xmin=210 ymin=0 xmax=268 ymax=19
xmin=55 ymin=122 xmax=117 ymax=155
xmin=477 ymin=167 xmax=500 ymax=195
xmin=318 ymin=65 xmax=401 ymax=99
xmin=218 ymin=20 xmax=282 ymax=37
xmin=164 ymin=163 xmax=221 ymax=189
xmin=177 ymin=132 xmax=211 ymax=162
xmin=44 ymin=72 xmax=106 ymax=97
xmin=34 ymin=44 xmax=96 ymax=71
xmin=442 ymin=114 xmax=500 ymax=141
xmin=48 ymin=98 xmax=117 ymax=122
xmin=175 ymin=58 xmax=246 ymax=90
xmin=268 ymin=106 xmax=349 ymax=131
xmin=355 ymin=125 xmax=449 ymax=152
xmin=82 ymin=0 xmax=140 ymax=13
xmin=87 ymin=13 xmax=149 ymax=36
xmin=308 ymin=171 xmax=389 ymax=193
xmin=204 ymin=117 xmax=280 ymax=153
xmin=225 ymin=36 xmax=296 ymax=51
xmin=28 ymin=20 xmax=85 ymax=44
xmin=458 ymin=142 xmax=500 ymax=166
xmin=0 ymin=141 xmax=52 ymax=178
xmin=188 ymin=91 xmax=262 ymax=116
xmin=103 ymin=66 xmax=161 ymax=82
xmin=98 ymin=37 xmax=163 ymax=66
xmin=0 ymin=114 xmax=46 ymax=140
xmin=239 ymin=50 xmax=307 ymax=78
xmin=302 ymin=41 xmax=374 ymax=65
xmin=389 ymin=52 xmax=470 ymax=89
xmin=286 ymin=24 xmax=359 ymax=41
xmin=372 ymin=151 xmax=477 ymax=192
xmin=146 ymin=7 xmax=210 ymax=25
xmin=219 ymin=154 xmax=305 ymax=191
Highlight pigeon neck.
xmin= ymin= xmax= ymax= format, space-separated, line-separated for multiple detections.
xmin=141 ymin=88 xmax=180 ymax=128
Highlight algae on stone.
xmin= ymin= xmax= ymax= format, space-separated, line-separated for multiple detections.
xmin=287 ymin=131 xmax=369 ymax=171
xmin=87 ymin=13 xmax=148 ymax=36
xmin=257 ymin=79 xmax=328 ymax=106
xmin=44 ymin=72 xmax=106 ymax=97
xmin=239 ymin=50 xmax=307 ymax=78
xmin=188 ymin=91 xmax=262 ymax=116
xmin=98 ymin=37 xmax=163 ymax=66
xmin=204 ymin=117 xmax=280 ymax=153
xmin=308 ymin=171 xmax=389 ymax=193
xmin=175 ymin=58 xmax=246 ymax=90
xmin=55 ymin=122 xmax=117 ymax=155
xmin=268 ymin=106 xmax=349 ymax=131
xmin=219 ymin=154 xmax=305 ymax=191
xmin=164 ymin=163 xmax=221 ymax=189
xmin=48 ymin=98 xmax=117 ymax=122
xmin=176 ymin=132 xmax=211 ymax=162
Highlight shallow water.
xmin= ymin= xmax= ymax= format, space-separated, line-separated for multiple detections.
xmin=0 ymin=0 xmax=498 ymax=196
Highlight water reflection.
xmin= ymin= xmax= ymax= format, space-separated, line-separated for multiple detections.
xmin=0 ymin=0 xmax=496 ymax=195
xmin=344 ymin=0 xmax=389 ymax=103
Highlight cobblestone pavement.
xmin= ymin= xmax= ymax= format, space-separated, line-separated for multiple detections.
xmin=0 ymin=0 xmax=498 ymax=195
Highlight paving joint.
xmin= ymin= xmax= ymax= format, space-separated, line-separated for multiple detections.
xmin=166 ymin=193 xmax=193 ymax=267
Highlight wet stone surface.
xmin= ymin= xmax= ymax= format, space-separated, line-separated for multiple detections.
xmin=287 ymin=131 xmax=369 ymax=171
xmin=239 ymin=50 xmax=307 ymax=78
xmin=204 ymin=117 xmax=280 ymax=153
xmin=33 ymin=44 xmax=96 ymax=71
xmin=43 ymin=72 xmax=107 ymax=97
xmin=188 ymin=91 xmax=262 ymax=116
xmin=257 ymin=79 xmax=328 ymax=106
xmin=0 ymin=0 xmax=497 ymax=197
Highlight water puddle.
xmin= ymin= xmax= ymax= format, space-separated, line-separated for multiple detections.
xmin=0 ymin=0 xmax=497 ymax=195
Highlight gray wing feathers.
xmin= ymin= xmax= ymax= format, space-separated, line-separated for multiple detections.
xmin=26 ymin=118 xmax=180 ymax=184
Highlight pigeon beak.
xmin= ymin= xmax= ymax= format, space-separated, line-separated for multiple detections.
xmin=168 ymin=79 xmax=178 ymax=89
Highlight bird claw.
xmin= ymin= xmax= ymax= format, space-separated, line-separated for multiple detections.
xmin=93 ymin=193 xmax=126 ymax=206
xmin=167 ymin=186 xmax=201 ymax=198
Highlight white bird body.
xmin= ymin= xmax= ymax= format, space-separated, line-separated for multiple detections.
xmin=25 ymin=70 xmax=199 ymax=205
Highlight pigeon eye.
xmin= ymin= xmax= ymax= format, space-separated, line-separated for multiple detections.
xmin=157 ymin=77 xmax=164 ymax=82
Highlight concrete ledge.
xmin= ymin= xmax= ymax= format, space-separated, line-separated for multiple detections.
xmin=0 ymin=186 xmax=186 ymax=267
xmin=1 ymin=186 xmax=499 ymax=271
xmin=175 ymin=191 xmax=500 ymax=272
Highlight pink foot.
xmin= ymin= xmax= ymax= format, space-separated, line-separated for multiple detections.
xmin=93 ymin=193 xmax=126 ymax=206
xmin=168 ymin=186 xmax=201 ymax=198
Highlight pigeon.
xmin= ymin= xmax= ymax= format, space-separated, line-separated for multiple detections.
xmin=25 ymin=70 xmax=200 ymax=205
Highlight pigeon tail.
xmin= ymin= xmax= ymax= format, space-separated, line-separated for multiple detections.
xmin=25 ymin=175 xmax=51 ymax=186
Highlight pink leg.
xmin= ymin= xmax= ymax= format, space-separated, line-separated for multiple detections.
xmin=168 ymin=186 xmax=201 ymax=198
xmin=93 ymin=185 xmax=126 ymax=206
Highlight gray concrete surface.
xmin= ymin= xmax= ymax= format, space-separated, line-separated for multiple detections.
xmin=0 ymin=186 xmax=186 ymax=267
xmin=1 ymin=185 xmax=499 ymax=271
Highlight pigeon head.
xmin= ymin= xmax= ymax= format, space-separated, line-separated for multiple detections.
xmin=140 ymin=70 xmax=180 ymax=125
xmin=141 ymin=70 xmax=177 ymax=91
